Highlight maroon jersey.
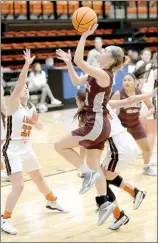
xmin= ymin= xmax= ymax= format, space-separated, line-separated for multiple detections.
xmin=118 ymin=88 xmax=142 ymax=128
xmin=85 ymin=69 xmax=113 ymax=114
xmin=118 ymin=88 xmax=147 ymax=140
xmin=72 ymin=70 xmax=113 ymax=150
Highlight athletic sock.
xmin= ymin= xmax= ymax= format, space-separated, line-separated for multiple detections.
xmin=95 ymin=195 xmax=108 ymax=207
xmin=1 ymin=162 xmax=5 ymax=170
xmin=123 ymin=185 xmax=136 ymax=197
xmin=46 ymin=192 xmax=56 ymax=202
xmin=113 ymin=206 xmax=121 ymax=219
xmin=144 ymin=164 xmax=150 ymax=168
xmin=78 ymin=163 xmax=90 ymax=174
xmin=3 ymin=211 xmax=12 ymax=219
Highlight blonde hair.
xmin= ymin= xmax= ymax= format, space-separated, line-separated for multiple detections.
xmin=108 ymin=46 xmax=126 ymax=72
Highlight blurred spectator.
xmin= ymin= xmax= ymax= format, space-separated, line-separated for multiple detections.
xmin=28 ymin=62 xmax=61 ymax=111
xmin=1 ymin=66 xmax=11 ymax=87
xmin=135 ymin=49 xmax=152 ymax=69
xmin=128 ymin=50 xmax=139 ymax=73
xmin=43 ymin=57 xmax=54 ymax=77
xmin=87 ymin=37 xmax=104 ymax=67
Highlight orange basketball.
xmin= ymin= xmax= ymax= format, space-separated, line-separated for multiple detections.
xmin=72 ymin=7 xmax=97 ymax=33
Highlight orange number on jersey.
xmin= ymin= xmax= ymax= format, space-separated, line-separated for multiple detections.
xmin=21 ymin=125 xmax=32 ymax=137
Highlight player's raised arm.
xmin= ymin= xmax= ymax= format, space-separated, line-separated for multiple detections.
xmin=8 ymin=49 xmax=35 ymax=105
xmin=56 ymin=49 xmax=88 ymax=86
xmin=109 ymin=88 xmax=157 ymax=109
xmin=73 ymin=25 xmax=111 ymax=88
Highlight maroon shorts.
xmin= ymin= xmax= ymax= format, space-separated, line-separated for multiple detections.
xmin=72 ymin=113 xmax=111 ymax=150
xmin=127 ymin=122 xmax=147 ymax=140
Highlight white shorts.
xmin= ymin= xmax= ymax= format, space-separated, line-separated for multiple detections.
xmin=101 ymin=131 xmax=138 ymax=173
xmin=2 ymin=140 xmax=40 ymax=175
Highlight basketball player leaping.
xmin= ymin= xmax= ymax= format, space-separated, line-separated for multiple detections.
xmin=56 ymin=48 xmax=157 ymax=230
xmin=1 ymin=49 xmax=65 ymax=235
xmin=56 ymin=24 xmax=127 ymax=225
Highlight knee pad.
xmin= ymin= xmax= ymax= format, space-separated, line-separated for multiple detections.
xmin=107 ymin=186 xmax=116 ymax=203
xmin=109 ymin=175 xmax=123 ymax=188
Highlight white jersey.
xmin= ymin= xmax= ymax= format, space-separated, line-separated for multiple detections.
xmin=107 ymin=104 xmax=125 ymax=137
xmin=141 ymin=69 xmax=156 ymax=119
xmin=6 ymin=103 xmax=36 ymax=141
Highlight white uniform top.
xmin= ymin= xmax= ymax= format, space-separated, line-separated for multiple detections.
xmin=107 ymin=104 xmax=125 ymax=137
xmin=141 ymin=69 xmax=156 ymax=119
xmin=6 ymin=103 xmax=36 ymax=141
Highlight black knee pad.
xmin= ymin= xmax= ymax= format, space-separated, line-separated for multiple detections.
xmin=109 ymin=175 xmax=123 ymax=188
xmin=107 ymin=185 xmax=116 ymax=203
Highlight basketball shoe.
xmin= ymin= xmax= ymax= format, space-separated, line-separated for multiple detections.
xmin=1 ymin=217 xmax=17 ymax=235
xmin=108 ymin=210 xmax=130 ymax=230
xmin=46 ymin=199 xmax=67 ymax=212
xmin=143 ymin=166 xmax=157 ymax=176
xmin=79 ymin=170 xmax=100 ymax=194
xmin=96 ymin=200 xmax=116 ymax=226
xmin=133 ymin=188 xmax=146 ymax=210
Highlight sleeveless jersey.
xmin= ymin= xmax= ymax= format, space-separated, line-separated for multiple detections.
xmin=5 ymin=102 xmax=36 ymax=141
xmin=85 ymin=69 xmax=113 ymax=114
xmin=118 ymin=88 xmax=142 ymax=128
xmin=107 ymin=104 xmax=125 ymax=137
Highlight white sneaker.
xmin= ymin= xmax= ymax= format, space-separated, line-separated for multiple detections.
xmin=108 ymin=211 xmax=130 ymax=230
xmin=143 ymin=166 xmax=157 ymax=176
xmin=133 ymin=189 xmax=146 ymax=210
xmin=1 ymin=170 xmax=9 ymax=182
xmin=1 ymin=217 xmax=17 ymax=235
xmin=97 ymin=201 xmax=116 ymax=226
xmin=46 ymin=199 xmax=67 ymax=213
xmin=51 ymin=99 xmax=62 ymax=106
xmin=79 ymin=170 xmax=100 ymax=195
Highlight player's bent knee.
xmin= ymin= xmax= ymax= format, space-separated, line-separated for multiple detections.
xmin=109 ymin=175 xmax=123 ymax=187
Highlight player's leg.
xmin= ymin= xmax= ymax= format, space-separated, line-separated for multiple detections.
xmin=1 ymin=172 xmax=24 ymax=235
xmin=141 ymin=118 xmax=157 ymax=165
xmin=54 ymin=133 xmax=100 ymax=194
xmin=28 ymin=169 xmax=66 ymax=212
xmin=136 ymin=137 xmax=157 ymax=175
xmin=106 ymin=181 xmax=130 ymax=230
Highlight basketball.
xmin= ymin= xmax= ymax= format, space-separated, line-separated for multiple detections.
xmin=72 ymin=7 xmax=97 ymax=33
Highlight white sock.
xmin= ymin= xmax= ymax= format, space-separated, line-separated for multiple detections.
xmin=144 ymin=164 xmax=150 ymax=168
xmin=78 ymin=163 xmax=90 ymax=174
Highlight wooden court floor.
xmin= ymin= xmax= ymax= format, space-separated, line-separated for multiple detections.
xmin=1 ymin=109 xmax=157 ymax=242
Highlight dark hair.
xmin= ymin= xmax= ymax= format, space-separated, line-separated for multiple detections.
xmin=74 ymin=90 xmax=86 ymax=126
xmin=124 ymin=73 xmax=136 ymax=81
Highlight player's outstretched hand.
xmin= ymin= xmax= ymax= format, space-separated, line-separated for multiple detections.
xmin=23 ymin=48 xmax=35 ymax=65
xmin=31 ymin=111 xmax=39 ymax=123
xmin=82 ymin=24 xmax=98 ymax=38
xmin=56 ymin=49 xmax=72 ymax=64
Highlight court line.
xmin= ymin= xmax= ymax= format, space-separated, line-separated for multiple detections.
xmin=1 ymin=168 xmax=77 ymax=188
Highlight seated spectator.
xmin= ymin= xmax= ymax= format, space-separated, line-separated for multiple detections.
xmin=28 ymin=62 xmax=62 ymax=110
xmin=87 ymin=37 xmax=104 ymax=67
xmin=43 ymin=57 xmax=54 ymax=77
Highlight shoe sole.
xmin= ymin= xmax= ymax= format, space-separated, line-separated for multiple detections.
xmin=133 ymin=191 xmax=146 ymax=210
xmin=108 ymin=216 xmax=130 ymax=230
xmin=143 ymin=171 xmax=157 ymax=176
xmin=79 ymin=172 xmax=101 ymax=195
xmin=98 ymin=203 xmax=117 ymax=226
xmin=46 ymin=205 xmax=64 ymax=212
xmin=1 ymin=228 xmax=17 ymax=235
